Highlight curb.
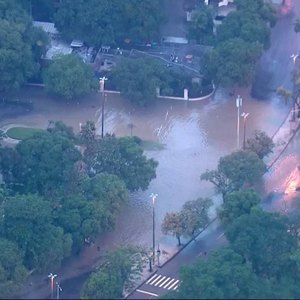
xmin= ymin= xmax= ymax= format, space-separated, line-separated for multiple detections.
xmin=124 ymin=216 xmax=218 ymax=299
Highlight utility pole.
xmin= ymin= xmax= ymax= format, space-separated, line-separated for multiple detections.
xmin=56 ymin=282 xmax=62 ymax=300
xmin=150 ymin=193 xmax=158 ymax=266
xmin=48 ymin=273 xmax=57 ymax=300
xmin=99 ymin=77 xmax=107 ymax=138
xmin=236 ymin=95 xmax=242 ymax=148
xmin=241 ymin=112 xmax=250 ymax=150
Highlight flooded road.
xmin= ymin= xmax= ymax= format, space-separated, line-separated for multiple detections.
xmin=8 ymin=86 xmax=289 ymax=299
xmin=7 ymin=1 xmax=300 ymax=297
xmin=96 ymin=88 xmax=289 ymax=253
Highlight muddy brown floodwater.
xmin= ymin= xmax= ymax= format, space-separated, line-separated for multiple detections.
xmin=1 ymin=86 xmax=289 ymax=299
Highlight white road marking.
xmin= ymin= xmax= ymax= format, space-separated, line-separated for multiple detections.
xmin=154 ymin=276 xmax=166 ymax=286
xmin=217 ymin=232 xmax=225 ymax=239
xmin=163 ymin=278 xmax=175 ymax=289
xmin=174 ymin=285 xmax=179 ymax=290
xmin=136 ymin=289 xmax=158 ymax=297
xmin=168 ymin=280 xmax=179 ymax=290
xmin=159 ymin=277 xmax=171 ymax=287
xmin=146 ymin=274 xmax=158 ymax=284
xmin=148 ymin=275 xmax=162 ymax=285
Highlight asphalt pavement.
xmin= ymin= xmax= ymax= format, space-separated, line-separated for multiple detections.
xmin=127 ymin=220 xmax=225 ymax=299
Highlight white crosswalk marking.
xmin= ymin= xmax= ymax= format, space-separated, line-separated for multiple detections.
xmin=168 ymin=279 xmax=179 ymax=290
xmin=146 ymin=274 xmax=180 ymax=290
xmin=159 ymin=277 xmax=171 ymax=287
xmin=149 ymin=275 xmax=162 ymax=285
xmin=146 ymin=274 xmax=158 ymax=284
xmin=154 ymin=276 xmax=166 ymax=286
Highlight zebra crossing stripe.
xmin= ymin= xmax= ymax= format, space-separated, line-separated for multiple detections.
xmin=159 ymin=277 xmax=171 ymax=287
xmin=154 ymin=276 xmax=166 ymax=286
xmin=149 ymin=275 xmax=162 ymax=285
xmin=163 ymin=278 xmax=175 ymax=289
xmin=146 ymin=274 xmax=158 ymax=284
xmin=168 ymin=280 xmax=179 ymax=290
xmin=174 ymin=285 xmax=179 ymax=290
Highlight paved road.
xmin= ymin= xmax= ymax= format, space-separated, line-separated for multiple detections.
xmin=127 ymin=220 xmax=226 ymax=299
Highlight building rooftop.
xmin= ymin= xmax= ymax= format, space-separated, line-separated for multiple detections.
xmin=33 ymin=21 xmax=59 ymax=35
xmin=43 ymin=39 xmax=72 ymax=60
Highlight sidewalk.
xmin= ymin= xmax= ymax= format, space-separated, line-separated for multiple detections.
xmin=266 ymin=107 xmax=300 ymax=170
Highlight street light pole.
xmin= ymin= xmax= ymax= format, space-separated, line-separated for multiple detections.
xmin=56 ymin=282 xmax=62 ymax=300
xmin=99 ymin=77 xmax=108 ymax=138
xmin=48 ymin=273 xmax=57 ymax=300
xmin=236 ymin=95 xmax=242 ymax=148
xmin=150 ymin=193 xmax=158 ymax=266
xmin=241 ymin=112 xmax=250 ymax=150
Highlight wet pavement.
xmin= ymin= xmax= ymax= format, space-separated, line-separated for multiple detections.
xmin=9 ymin=1 xmax=300 ymax=298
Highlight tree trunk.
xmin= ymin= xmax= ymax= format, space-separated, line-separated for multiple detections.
xmin=176 ymin=235 xmax=181 ymax=246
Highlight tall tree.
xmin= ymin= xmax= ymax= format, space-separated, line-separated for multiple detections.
xmin=87 ymin=135 xmax=158 ymax=191
xmin=173 ymin=247 xmax=268 ymax=299
xmin=3 ymin=194 xmax=72 ymax=272
xmin=0 ymin=238 xmax=28 ymax=299
xmin=0 ymin=0 xmax=48 ymax=91
xmin=203 ymin=38 xmax=263 ymax=87
xmin=111 ymin=57 xmax=168 ymax=106
xmin=187 ymin=4 xmax=214 ymax=45
xmin=245 ymin=130 xmax=274 ymax=159
xmin=226 ymin=208 xmax=298 ymax=278
xmin=218 ymin=189 xmax=260 ymax=226
xmin=44 ymin=54 xmax=98 ymax=100
xmin=201 ymin=150 xmax=266 ymax=197
xmin=54 ymin=0 xmax=164 ymax=46
xmin=181 ymin=198 xmax=212 ymax=238
xmin=81 ymin=246 xmax=144 ymax=299
xmin=8 ymin=131 xmax=81 ymax=196
xmin=161 ymin=212 xmax=185 ymax=245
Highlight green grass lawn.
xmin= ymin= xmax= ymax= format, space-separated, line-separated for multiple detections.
xmin=6 ymin=127 xmax=44 ymax=140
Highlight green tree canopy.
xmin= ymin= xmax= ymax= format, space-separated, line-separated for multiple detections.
xmin=54 ymin=0 xmax=164 ymax=46
xmin=173 ymin=247 xmax=267 ymax=299
xmin=57 ymin=173 xmax=128 ymax=252
xmin=226 ymin=208 xmax=298 ymax=278
xmin=202 ymin=38 xmax=263 ymax=87
xmin=235 ymin=0 xmax=277 ymax=26
xmin=181 ymin=198 xmax=212 ymax=238
xmin=0 ymin=0 xmax=48 ymax=91
xmin=1 ymin=130 xmax=82 ymax=196
xmin=3 ymin=193 xmax=72 ymax=272
xmin=187 ymin=4 xmax=214 ymax=45
xmin=218 ymin=189 xmax=260 ymax=226
xmin=111 ymin=57 xmax=168 ymax=106
xmin=217 ymin=11 xmax=271 ymax=49
xmin=81 ymin=246 xmax=144 ymax=299
xmin=83 ymin=173 xmax=128 ymax=230
xmin=0 ymin=238 xmax=27 ymax=299
xmin=201 ymin=150 xmax=266 ymax=197
xmin=87 ymin=135 xmax=158 ymax=191
xmin=245 ymin=130 xmax=274 ymax=159
xmin=161 ymin=212 xmax=185 ymax=245
xmin=44 ymin=54 xmax=98 ymax=99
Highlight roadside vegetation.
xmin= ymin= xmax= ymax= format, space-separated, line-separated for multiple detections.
xmin=0 ymin=121 xmax=158 ymax=298
xmin=200 ymin=0 xmax=276 ymax=87
xmin=161 ymin=129 xmax=300 ymax=299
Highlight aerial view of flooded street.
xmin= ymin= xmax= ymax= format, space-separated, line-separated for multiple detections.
xmin=1 ymin=0 xmax=300 ymax=299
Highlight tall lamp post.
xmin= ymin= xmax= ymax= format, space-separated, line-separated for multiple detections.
xmin=99 ymin=77 xmax=108 ymax=138
xmin=241 ymin=112 xmax=250 ymax=150
xmin=150 ymin=193 xmax=158 ymax=266
xmin=56 ymin=282 xmax=62 ymax=300
xmin=236 ymin=95 xmax=243 ymax=148
xmin=48 ymin=273 xmax=57 ymax=300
